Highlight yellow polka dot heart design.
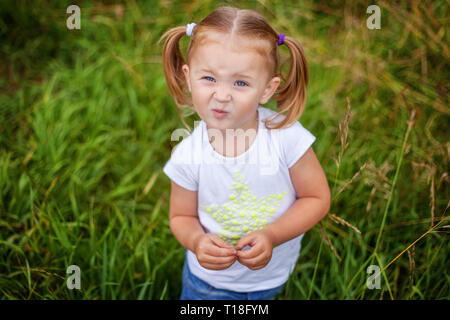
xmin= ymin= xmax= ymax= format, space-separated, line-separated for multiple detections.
xmin=200 ymin=170 xmax=288 ymax=246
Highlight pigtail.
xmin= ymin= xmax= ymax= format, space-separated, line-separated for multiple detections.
xmin=268 ymin=36 xmax=309 ymax=130
xmin=158 ymin=26 xmax=193 ymax=132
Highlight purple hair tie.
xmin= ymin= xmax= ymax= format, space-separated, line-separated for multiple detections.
xmin=278 ymin=33 xmax=285 ymax=46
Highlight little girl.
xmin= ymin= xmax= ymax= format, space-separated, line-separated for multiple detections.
xmin=160 ymin=6 xmax=330 ymax=300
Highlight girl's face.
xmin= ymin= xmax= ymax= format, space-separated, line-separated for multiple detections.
xmin=182 ymin=34 xmax=280 ymax=135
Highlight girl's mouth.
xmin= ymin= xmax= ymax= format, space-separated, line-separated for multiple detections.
xmin=212 ymin=109 xmax=229 ymax=119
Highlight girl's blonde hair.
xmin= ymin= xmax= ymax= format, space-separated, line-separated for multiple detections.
xmin=158 ymin=6 xmax=308 ymax=132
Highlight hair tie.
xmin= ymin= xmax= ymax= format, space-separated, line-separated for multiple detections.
xmin=277 ymin=33 xmax=285 ymax=46
xmin=186 ymin=23 xmax=196 ymax=37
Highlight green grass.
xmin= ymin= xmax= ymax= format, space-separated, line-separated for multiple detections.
xmin=0 ymin=0 xmax=449 ymax=299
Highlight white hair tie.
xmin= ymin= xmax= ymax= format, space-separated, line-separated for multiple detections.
xmin=186 ymin=23 xmax=196 ymax=37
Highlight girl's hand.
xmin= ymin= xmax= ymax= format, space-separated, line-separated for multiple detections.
xmin=193 ymin=233 xmax=237 ymax=270
xmin=234 ymin=229 xmax=275 ymax=270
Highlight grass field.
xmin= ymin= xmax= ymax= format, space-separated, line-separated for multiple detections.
xmin=0 ymin=0 xmax=448 ymax=299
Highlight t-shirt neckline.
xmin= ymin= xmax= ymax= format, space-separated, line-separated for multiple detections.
xmin=203 ymin=106 xmax=262 ymax=161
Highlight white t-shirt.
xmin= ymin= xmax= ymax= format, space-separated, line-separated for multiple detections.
xmin=163 ymin=105 xmax=316 ymax=292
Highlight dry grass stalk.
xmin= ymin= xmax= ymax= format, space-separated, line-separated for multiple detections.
xmin=332 ymin=97 xmax=351 ymax=169
xmin=319 ymin=221 xmax=342 ymax=262
xmin=430 ymin=174 xmax=435 ymax=227
xmin=363 ymin=160 xmax=394 ymax=211
xmin=328 ymin=213 xmax=361 ymax=234
xmin=335 ymin=162 xmax=369 ymax=197
xmin=366 ymin=186 xmax=377 ymax=212
xmin=407 ymin=245 xmax=416 ymax=299
xmin=410 ymin=161 xmax=437 ymax=227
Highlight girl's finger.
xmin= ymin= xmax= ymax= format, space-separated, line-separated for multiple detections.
xmin=200 ymin=258 xmax=236 ymax=270
xmin=204 ymin=245 xmax=237 ymax=258
xmin=204 ymin=243 xmax=236 ymax=257
xmin=237 ymin=243 xmax=263 ymax=259
xmin=246 ymin=261 xmax=268 ymax=270
xmin=210 ymin=234 xmax=234 ymax=249
xmin=235 ymin=235 xmax=255 ymax=251
xmin=201 ymin=254 xmax=236 ymax=265
xmin=238 ymin=253 xmax=269 ymax=270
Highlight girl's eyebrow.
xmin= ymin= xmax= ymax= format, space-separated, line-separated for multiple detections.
xmin=198 ymin=68 xmax=255 ymax=80
xmin=232 ymin=72 xmax=255 ymax=80
xmin=199 ymin=68 xmax=214 ymax=74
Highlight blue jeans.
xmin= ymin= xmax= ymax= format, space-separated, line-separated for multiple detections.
xmin=180 ymin=259 xmax=285 ymax=300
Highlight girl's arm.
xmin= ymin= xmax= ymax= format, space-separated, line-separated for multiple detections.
xmin=169 ymin=181 xmax=237 ymax=270
xmin=265 ymin=146 xmax=331 ymax=247
xmin=168 ymin=180 xmax=204 ymax=252
xmin=236 ymin=147 xmax=330 ymax=269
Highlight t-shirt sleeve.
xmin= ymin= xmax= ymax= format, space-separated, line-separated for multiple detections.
xmin=281 ymin=121 xmax=316 ymax=168
xmin=163 ymin=139 xmax=199 ymax=191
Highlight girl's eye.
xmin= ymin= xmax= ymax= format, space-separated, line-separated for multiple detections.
xmin=203 ymin=76 xmax=215 ymax=82
xmin=235 ymin=80 xmax=248 ymax=87
xmin=202 ymin=77 xmax=247 ymax=87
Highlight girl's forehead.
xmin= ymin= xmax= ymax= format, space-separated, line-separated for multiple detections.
xmin=189 ymin=32 xmax=272 ymax=66
xmin=190 ymin=41 xmax=265 ymax=72
xmin=195 ymin=31 xmax=269 ymax=53
xmin=195 ymin=40 xmax=259 ymax=58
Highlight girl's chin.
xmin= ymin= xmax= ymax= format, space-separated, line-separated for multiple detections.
xmin=206 ymin=124 xmax=228 ymax=133
xmin=206 ymin=118 xmax=230 ymax=130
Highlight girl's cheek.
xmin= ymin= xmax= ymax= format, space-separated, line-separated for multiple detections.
xmin=193 ymin=84 xmax=213 ymax=95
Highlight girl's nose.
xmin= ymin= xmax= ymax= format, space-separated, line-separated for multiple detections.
xmin=214 ymin=84 xmax=231 ymax=102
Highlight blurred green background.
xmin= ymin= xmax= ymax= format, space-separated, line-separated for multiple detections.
xmin=0 ymin=0 xmax=448 ymax=299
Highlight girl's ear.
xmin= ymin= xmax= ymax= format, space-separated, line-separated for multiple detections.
xmin=259 ymin=76 xmax=281 ymax=104
xmin=182 ymin=64 xmax=191 ymax=92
